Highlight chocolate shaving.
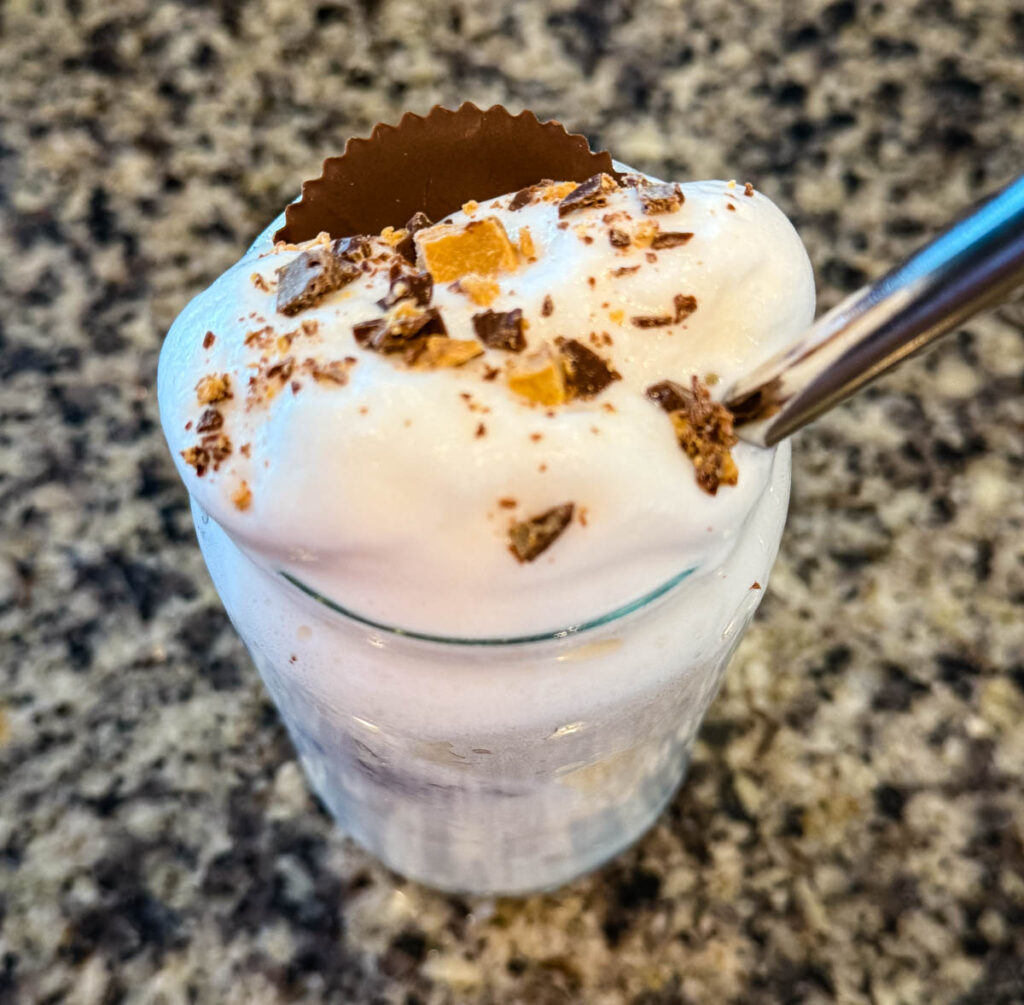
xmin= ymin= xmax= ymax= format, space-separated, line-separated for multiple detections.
xmin=195 ymin=407 xmax=223 ymax=433
xmin=472 ymin=308 xmax=526 ymax=352
xmin=509 ymin=502 xmax=575 ymax=562
xmin=612 ymin=264 xmax=641 ymax=278
xmin=558 ymin=173 xmax=619 ymax=217
xmin=265 ymin=357 xmax=295 ymax=382
xmin=651 ymin=231 xmax=693 ymax=249
xmin=353 ymin=307 xmax=447 ymax=354
xmin=556 ymin=337 xmax=620 ymax=399
xmin=377 ymin=270 xmax=433 ymax=309
xmin=541 ymin=295 xmax=554 ymax=317
xmin=640 ymin=183 xmax=685 ymax=215
xmin=203 ymin=331 xmax=216 ymax=349
xmin=276 ymin=245 xmax=360 ymax=316
xmin=608 ymin=228 xmax=631 ymax=248
xmin=509 ymin=178 xmax=555 ymax=211
xmin=646 ymin=377 xmax=738 ymax=495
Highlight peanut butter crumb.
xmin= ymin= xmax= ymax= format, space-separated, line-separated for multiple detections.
xmin=498 ymin=498 xmax=517 ymax=509
xmin=232 ymin=481 xmax=252 ymax=511
xmin=452 ymin=274 xmax=501 ymax=307
xmin=251 ymin=273 xmax=272 ymax=292
xmin=462 ymin=200 xmax=479 ymax=215
xmin=196 ymin=373 xmax=232 ymax=405
xmin=518 ymin=226 xmax=537 ymax=261
xmin=409 ymin=336 xmax=484 ymax=370
xmin=633 ymin=220 xmax=660 ymax=248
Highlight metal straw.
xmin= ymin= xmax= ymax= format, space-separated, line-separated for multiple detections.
xmin=725 ymin=174 xmax=1024 ymax=446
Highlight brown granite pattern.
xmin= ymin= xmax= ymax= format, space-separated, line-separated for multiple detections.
xmin=2 ymin=1 xmax=1023 ymax=1003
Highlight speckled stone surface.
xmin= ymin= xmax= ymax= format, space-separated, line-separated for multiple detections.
xmin=3 ymin=1 xmax=1024 ymax=1002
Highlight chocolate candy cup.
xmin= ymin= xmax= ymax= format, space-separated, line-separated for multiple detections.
xmin=274 ymin=102 xmax=618 ymax=243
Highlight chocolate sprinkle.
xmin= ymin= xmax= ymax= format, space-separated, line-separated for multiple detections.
xmin=556 ymin=337 xmax=620 ymax=398
xmin=509 ymin=502 xmax=575 ymax=562
xmin=651 ymin=231 xmax=694 ymax=249
xmin=202 ymin=331 xmax=216 ymax=349
xmin=558 ymin=173 xmax=619 ymax=217
xmin=276 ymin=246 xmax=360 ymax=316
xmin=541 ymin=295 xmax=554 ymax=317
xmin=472 ymin=309 xmax=526 ymax=352
xmin=608 ymin=228 xmax=631 ymax=248
xmin=640 ymin=182 xmax=685 ymax=215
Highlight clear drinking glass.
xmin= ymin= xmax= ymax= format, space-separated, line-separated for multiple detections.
xmin=193 ymin=444 xmax=791 ymax=895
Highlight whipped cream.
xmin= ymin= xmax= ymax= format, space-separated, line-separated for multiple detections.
xmin=158 ymin=175 xmax=814 ymax=636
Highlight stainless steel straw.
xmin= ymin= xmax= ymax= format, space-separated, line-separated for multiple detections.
xmin=726 ymin=175 xmax=1024 ymax=446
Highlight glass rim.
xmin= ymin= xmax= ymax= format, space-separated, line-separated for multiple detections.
xmin=279 ymin=564 xmax=697 ymax=647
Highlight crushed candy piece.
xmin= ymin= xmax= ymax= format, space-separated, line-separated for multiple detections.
xmin=377 ymin=269 xmax=433 ymax=310
xmin=632 ymin=220 xmax=660 ymax=247
xmin=640 ymin=182 xmax=685 ymax=215
xmin=473 ymin=309 xmax=526 ymax=352
xmin=646 ymin=377 xmax=738 ymax=495
xmin=608 ymin=228 xmax=630 ymax=248
xmin=509 ymin=179 xmax=555 ymax=211
xmin=451 ymin=274 xmax=500 ymax=306
xmin=518 ymin=226 xmax=537 ymax=260
xmin=541 ymin=295 xmax=554 ymax=317
xmin=674 ymin=293 xmax=698 ymax=322
xmin=395 ymin=211 xmax=433 ymax=262
xmin=417 ymin=216 xmax=519 ymax=283
xmin=196 ymin=373 xmax=232 ymax=404
xmin=196 ymin=407 xmax=223 ymax=433
xmin=276 ymin=239 xmax=368 ymax=316
xmin=306 ymin=357 xmax=357 ymax=385
xmin=558 ymin=173 xmax=619 ymax=217
xmin=509 ymin=503 xmax=575 ymax=562
xmin=744 ymin=182 xmax=755 ymax=197
xmin=508 ymin=345 xmax=567 ymax=406
xmin=232 ymin=481 xmax=252 ymax=511
xmin=556 ymin=338 xmax=620 ymax=399
xmin=353 ymin=307 xmax=447 ymax=354
xmin=409 ymin=336 xmax=484 ymax=370
xmin=203 ymin=331 xmax=216 ymax=349
xmin=651 ymin=231 xmax=693 ymax=249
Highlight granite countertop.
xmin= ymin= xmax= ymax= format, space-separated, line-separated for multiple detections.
xmin=2 ymin=1 xmax=1023 ymax=1002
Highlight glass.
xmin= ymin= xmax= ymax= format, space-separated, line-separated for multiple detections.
xmin=192 ymin=443 xmax=791 ymax=894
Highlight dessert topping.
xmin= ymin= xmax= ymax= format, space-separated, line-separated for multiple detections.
xmin=507 ymin=345 xmax=567 ymax=406
xmin=276 ymin=239 xmax=367 ymax=316
xmin=377 ymin=269 xmax=433 ymax=310
xmin=651 ymin=231 xmax=694 ymax=249
xmin=640 ymin=182 xmax=685 ymax=215
xmin=472 ymin=309 xmax=526 ymax=352
xmin=556 ymin=337 xmax=620 ymax=399
xmin=646 ymin=377 xmax=738 ymax=495
xmin=196 ymin=373 xmax=232 ymax=404
xmin=417 ymin=216 xmax=519 ymax=282
xmin=408 ymin=336 xmax=483 ymax=370
xmin=508 ymin=179 xmax=554 ymax=211
xmin=558 ymin=173 xmax=619 ymax=217
xmin=450 ymin=274 xmax=500 ymax=306
xmin=353 ymin=306 xmax=447 ymax=355
xmin=395 ymin=211 xmax=433 ymax=262
xmin=509 ymin=503 xmax=575 ymax=562
xmin=541 ymin=295 xmax=554 ymax=316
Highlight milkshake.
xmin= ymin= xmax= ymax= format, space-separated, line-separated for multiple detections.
xmin=158 ymin=106 xmax=814 ymax=893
